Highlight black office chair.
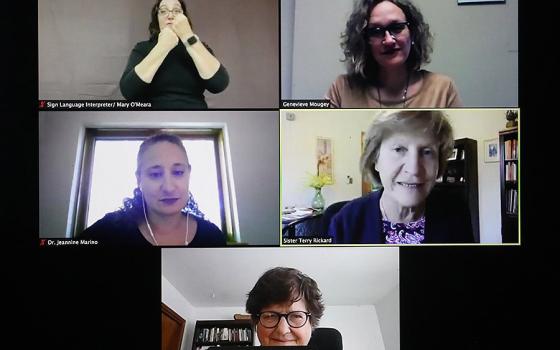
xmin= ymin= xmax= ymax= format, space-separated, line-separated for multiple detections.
xmin=282 ymin=213 xmax=324 ymax=238
xmin=309 ymin=327 xmax=343 ymax=350
xmin=320 ymin=201 xmax=349 ymax=235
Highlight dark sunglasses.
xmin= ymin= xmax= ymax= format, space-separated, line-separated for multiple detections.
xmin=365 ymin=22 xmax=409 ymax=39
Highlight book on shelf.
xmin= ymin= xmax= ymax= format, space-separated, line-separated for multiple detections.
xmin=506 ymin=189 xmax=518 ymax=214
xmin=196 ymin=327 xmax=252 ymax=344
xmin=504 ymin=139 xmax=518 ymax=160
xmin=505 ymin=162 xmax=517 ymax=182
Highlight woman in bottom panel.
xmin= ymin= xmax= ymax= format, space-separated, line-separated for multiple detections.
xmin=329 ymin=110 xmax=473 ymax=244
xmin=81 ymin=133 xmax=225 ymax=246
xmin=246 ymin=267 xmax=326 ymax=346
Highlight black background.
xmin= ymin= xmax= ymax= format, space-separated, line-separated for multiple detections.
xmin=10 ymin=1 xmax=545 ymax=349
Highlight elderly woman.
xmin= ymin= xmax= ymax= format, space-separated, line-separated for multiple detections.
xmin=120 ymin=0 xmax=229 ymax=108
xmin=246 ymin=267 xmax=325 ymax=346
xmin=81 ymin=133 xmax=226 ymax=246
xmin=329 ymin=111 xmax=473 ymax=244
xmin=326 ymin=0 xmax=462 ymax=108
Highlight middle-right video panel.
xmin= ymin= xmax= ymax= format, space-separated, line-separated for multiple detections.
xmin=281 ymin=109 xmax=520 ymax=246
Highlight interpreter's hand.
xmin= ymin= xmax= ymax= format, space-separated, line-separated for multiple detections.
xmin=158 ymin=26 xmax=179 ymax=51
xmin=172 ymin=14 xmax=194 ymax=43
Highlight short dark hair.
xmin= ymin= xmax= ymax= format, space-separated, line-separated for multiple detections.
xmin=246 ymin=267 xmax=325 ymax=328
xmin=342 ymin=0 xmax=433 ymax=91
xmin=148 ymin=0 xmax=193 ymax=41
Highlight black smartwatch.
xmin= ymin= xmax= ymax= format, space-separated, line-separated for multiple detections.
xmin=186 ymin=34 xmax=198 ymax=46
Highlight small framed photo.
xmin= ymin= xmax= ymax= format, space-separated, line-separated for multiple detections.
xmin=484 ymin=138 xmax=500 ymax=163
xmin=448 ymin=148 xmax=458 ymax=160
xmin=458 ymin=0 xmax=505 ymax=5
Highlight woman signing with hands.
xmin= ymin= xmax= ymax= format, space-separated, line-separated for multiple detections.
xmin=120 ymin=0 xmax=229 ymax=108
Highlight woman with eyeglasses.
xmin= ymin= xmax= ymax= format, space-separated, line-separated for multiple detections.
xmin=120 ymin=0 xmax=229 ymax=108
xmin=326 ymin=0 xmax=462 ymax=108
xmin=80 ymin=133 xmax=226 ymax=247
xmin=246 ymin=267 xmax=325 ymax=346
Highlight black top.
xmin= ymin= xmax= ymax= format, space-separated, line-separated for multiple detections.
xmin=80 ymin=211 xmax=227 ymax=247
xmin=120 ymin=39 xmax=229 ymax=109
xmin=329 ymin=189 xmax=474 ymax=244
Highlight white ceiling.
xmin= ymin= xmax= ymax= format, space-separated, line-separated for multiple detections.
xmin=162 ymin=247 xmax=399 ymax=307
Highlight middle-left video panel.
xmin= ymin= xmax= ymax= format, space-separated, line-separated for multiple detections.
xmin=39 ymin=110 xmax=280 ymax=246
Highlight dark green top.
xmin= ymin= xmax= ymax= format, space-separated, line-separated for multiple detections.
xmin=120 ymin=39 xmax=229 ymax=109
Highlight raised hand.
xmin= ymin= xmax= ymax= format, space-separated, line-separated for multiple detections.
xmin=158 ymin=26 xmax=179 ymax=51
xmin=171 ymin=13 xmax=194 ymax=43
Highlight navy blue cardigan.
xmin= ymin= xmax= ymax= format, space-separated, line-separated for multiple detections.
xmin=329 ymin=190 xmax=474 ymax=244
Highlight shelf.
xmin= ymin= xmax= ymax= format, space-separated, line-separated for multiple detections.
xmin=196 ymin=341 xmax=252 ymax=346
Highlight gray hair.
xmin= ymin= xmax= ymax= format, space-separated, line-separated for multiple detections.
xmin=360 ymin=110 xmax=454 ymax=186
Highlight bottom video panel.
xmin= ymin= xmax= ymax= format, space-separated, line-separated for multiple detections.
xmin=162 ymin=247 xmax=399 ymax=350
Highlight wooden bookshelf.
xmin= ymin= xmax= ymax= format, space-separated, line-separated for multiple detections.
xmin=192 ymin=319 xmax=253 ymax=350
xmin=499 ymin=127 xmax=519 ymax=243
xmin=434 ymin=138 xmax=480 ymax=242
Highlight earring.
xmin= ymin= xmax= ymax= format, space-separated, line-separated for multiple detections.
xmin=411 ymin=40 xmax=415 ymax=46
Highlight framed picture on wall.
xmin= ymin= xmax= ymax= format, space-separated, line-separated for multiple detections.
xmin=458 ymin=0 xmax=505 ymax=4
xmin=484 ymin=138 xmax=500 ymax=162
xmin=316 ymin=137 xmax=333 ymax=179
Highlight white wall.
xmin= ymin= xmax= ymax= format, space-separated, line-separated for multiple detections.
xmin=39 ymin=0 xmax=279 ymax=108
xmin=320 ymin=305 xmax=386 ymax=350
xmin=282 ymin=109 xmax=514 ymax=243
xmin=281 ymin=110 xmax=374 ymax=209
xmin=283 ymin=0 xmax=518 ymax=107
xmin=39 ymin=111 xmax=279 ymax=245
xmin=375 ymin=286 xmax=400 ymax=350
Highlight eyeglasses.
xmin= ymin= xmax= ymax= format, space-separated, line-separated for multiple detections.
xmin=365 ymin=22 xmax=409 ymax=39
xmin=257 ymin=311 xmax=311 ymax=329
xmin=158 ymin=8 xmax=183 ymax=17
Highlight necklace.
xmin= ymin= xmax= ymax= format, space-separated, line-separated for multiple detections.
xmin=142 ymin=199 xmax=190 ymax=246
xmin=380 ymin=198 xmax=389 ymax=221
xmin=377 ymin=72 xmax=410 ymax=108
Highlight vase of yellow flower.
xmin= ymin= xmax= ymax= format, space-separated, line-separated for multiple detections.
xmin=308 ymin=174 xmax=333 ymax=211
xmin=311 ymin=188 xmax=325 ymax=210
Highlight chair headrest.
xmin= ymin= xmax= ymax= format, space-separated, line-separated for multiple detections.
xmin=308 ymin=327 xmax=343 ymax=350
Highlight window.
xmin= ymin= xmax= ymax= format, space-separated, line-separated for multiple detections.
xmin=72 ymin=128 xmax=233 ymax=239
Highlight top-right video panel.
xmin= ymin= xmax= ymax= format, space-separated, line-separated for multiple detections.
xmin=281 ymin=0 xmax=517 ymax=108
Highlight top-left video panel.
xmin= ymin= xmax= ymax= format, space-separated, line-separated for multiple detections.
xmin=38 ymin=0 xmax=279 ymax=109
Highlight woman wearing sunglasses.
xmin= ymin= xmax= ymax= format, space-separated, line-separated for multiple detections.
xmin=246 ymin=267 xmax=325 ymax=346
xmin=120 ymin=0 xmax=229 ymax=109
xmin=326 ymin=0 xmax=462 ymax=108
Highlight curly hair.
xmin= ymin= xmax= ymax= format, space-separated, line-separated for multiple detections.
xmin=120 ymin=133 xmax=205 ymax=220
xmin=342 ymin=0 xmax=433 ymax=91
xmin=148 ymin=0 xmax=193 ymax=41
xmin=360 ymin=110 xmax=454 ymax=186
xmin=246 ymin=267 xmax=325 ymax=328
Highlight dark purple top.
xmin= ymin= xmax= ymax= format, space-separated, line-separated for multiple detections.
xmin=329 ymin=189 xmax=474 ymax=244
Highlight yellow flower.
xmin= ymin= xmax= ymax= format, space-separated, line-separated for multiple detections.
xmin=308 ymin=174 xmax=333 ymax=189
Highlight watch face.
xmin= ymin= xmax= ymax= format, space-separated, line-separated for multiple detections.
xmin=187 ymin=35 xmax=197 ymax=45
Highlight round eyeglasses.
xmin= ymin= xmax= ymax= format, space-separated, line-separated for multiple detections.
xmin=365 ymin=22 xmax=409 ymax=40
xmin=257 ymin=311 xmax=311 ymax=328
xmin=158 ymin=8 xmax=183 ymax=17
